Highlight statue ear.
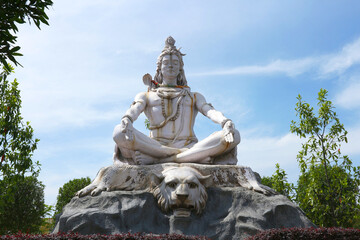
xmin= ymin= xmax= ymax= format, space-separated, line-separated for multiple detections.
xmin=149 ymin=171 xmax=164 ymax=188
xmin=198 ymin=174 xmax=213 ymax=188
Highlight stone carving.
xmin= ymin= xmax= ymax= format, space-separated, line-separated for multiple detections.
xmin=76 ymin=163 xmax=275 ymax=214
xmin=55 ymin=186 xmax=315 ymax=239
xmin=151 ymin=166 xmax=211 ymax=217
xmin=113 ymin=36 xmax=240 ymax=165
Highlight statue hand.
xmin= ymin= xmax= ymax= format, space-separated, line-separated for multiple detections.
xmin=223 ymin=120 xmax=235 ymax=143
xmin=120 ymin=118 xmax=134 ymax=141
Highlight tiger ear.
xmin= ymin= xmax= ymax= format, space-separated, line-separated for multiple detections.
xmin=149 ymin=171 xmax=164 ymax=188
xmin=198 ymin=174 xmax=212 ymax=188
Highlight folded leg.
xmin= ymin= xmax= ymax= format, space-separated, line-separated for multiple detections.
xmin=113 ymin=126 xmax=182 ymax=164
xmin=173 ymin=129 xmax=240 ymax=163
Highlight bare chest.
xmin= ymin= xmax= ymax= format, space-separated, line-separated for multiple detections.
xmin=144 ymin=89 xmax=196 ymax=123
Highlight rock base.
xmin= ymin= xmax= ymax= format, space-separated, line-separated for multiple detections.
xmin=54 ymin=187 xmax=315 ymax=240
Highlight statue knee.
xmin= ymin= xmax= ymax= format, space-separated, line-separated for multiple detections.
xmin=113 ymin=125 xmax=126 ymax=145
xmin=233 ymin=129 xmax=241 ymax=145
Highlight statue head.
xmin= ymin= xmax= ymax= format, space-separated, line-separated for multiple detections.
xmin=151 ymin=166 xmax=211 ymax=216
xmin=154 ymin=36 xmax=187 ymax=86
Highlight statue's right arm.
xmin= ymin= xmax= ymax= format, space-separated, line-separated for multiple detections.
xmin=117 ymin=92 xmax=147 ymax=141
xmin=123 ymin=92 xmax=147 ymax=123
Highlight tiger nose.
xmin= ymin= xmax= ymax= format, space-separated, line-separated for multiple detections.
xmin=176 ymin=184 xmax=189 ymax=202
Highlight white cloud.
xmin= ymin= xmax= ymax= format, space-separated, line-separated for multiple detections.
xmin=335 ymin=80 xmax=360 ymax=109
xmin=191 ymin=57 xmax=319 ymax=77
xmin=238 ymin=128 xmax=360 ymax=184
xmin=320 ymin=38 xmax=360 ymax=75
xmin=191 ymin=37 xmax=360 ymax=78
xmin=17 ymin=76 xmax=133 ymax=131
xmin=238 ymin=133 xmax=303 ymax=183
xmin=237 ymin=124 xmax=360 ymax=184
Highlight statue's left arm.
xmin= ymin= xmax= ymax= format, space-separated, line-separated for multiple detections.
xmin=195 ymin=93 xmax=235 ymax=143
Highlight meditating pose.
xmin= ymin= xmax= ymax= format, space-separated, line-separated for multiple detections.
xmin=113 ymin=36 xmax=240 ymax=165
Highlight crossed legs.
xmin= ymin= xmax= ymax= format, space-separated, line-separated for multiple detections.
xmin=113 ymin=126 xmax=240 ymax=165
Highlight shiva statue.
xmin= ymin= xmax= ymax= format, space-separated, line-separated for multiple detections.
xmin=113 ymin=36 xmax=240 ymax=165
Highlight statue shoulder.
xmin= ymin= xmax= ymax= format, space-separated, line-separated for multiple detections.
xmin=193 ymin=92 xmax=214 ymax=113
xmin=134 ymin=91 xmax=150 ymax=99
xmin=132 ymin=92 xmax=149 ymax=105
xmin=193 ymin=92 xmax=206 ymax=103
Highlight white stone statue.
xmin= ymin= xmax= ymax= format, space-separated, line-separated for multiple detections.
xmin=113 ymin=36 xmax=240 ymax=165
xmin=75 ymin=38 xmax=268 ymax=217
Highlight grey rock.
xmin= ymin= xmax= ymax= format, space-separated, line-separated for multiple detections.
xmin=54 ymin=187 xmax=315 ymax=239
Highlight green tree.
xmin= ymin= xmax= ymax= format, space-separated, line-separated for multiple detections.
xmin=261 ymin=163 xmax=295 ymax=200
xmin=54 ymin=177 xmax=92 ymax=217
xmin=0 ymin=67 xmax=50 ymax=233
xmin=0 ymin=0 xmax=53 ymax=71
xmin=1 ymin=66 xmax=39 ymax=178
xmin=296 ymin=165 xmax=359 ymax=228
xmin=0 ymin=1 xmax=53 ymax=233
xmin=0 ymin=175 xmax=46 ymax=234
xmin=290 ymin=88 xmax=360 ymax=227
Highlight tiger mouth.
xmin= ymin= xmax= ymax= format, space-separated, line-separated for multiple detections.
xmin=171 ymin=203 xmax=195 ymax=210
xmin=173 ymin=208 xmax=192 ymax=217
xmin=171 ymin=203 xmax=195 ymax=217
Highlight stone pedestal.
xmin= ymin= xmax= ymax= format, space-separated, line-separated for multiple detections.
xmin=54 ymin=186 xmax=315 ymax=239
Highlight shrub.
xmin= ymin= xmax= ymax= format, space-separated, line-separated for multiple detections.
xmin=0 ymin=232 xmax=210 ymax=239
xmin=0 ymin=176 xmax=46 ymax=234
xmin=54 ymin=177 xmax=91 ymax=216
xmin=246 ymin=227 xmax=360 ymax=240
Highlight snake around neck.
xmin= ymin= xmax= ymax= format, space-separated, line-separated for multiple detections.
xmin=148 ymin=88 xmax=190 ymax=130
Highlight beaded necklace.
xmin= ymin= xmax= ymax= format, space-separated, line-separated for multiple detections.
xmin=158 ymin=84 xmax=190 ymax=89
xmin=148 ymin=88 xmax=188 ymax=130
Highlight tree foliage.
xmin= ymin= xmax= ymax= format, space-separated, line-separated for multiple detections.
xmin=0 ymin=66 xmax=48 ymax=233
xmin=262 ymin=89 xmax=360 ymax=228
xmin=0 ymin=1 xmax=53 ymax=234
xmin=261 ymin=163 xmax=294 ymax=200
xmin=0 ymin=175 xmax=46 ymax=234
xmin=54 ymin=177 xmax=92 ymax=217
xmin=0 ymin=0 xmax=53 ymax=71
xmin=296 ymin=165 xmax=359 ymax=228
xmin=290 ymin=89 xmax=359 ymax=227
xmin=290 ymin=89 xmax=360 ymax=227
xmin=1 ymin=66 xmax=39 ymax=178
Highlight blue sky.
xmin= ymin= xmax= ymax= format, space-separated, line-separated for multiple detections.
xmin=11 ymin=0 xmax=360 ymax=207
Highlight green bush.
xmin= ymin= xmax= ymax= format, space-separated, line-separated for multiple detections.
xmin=0 ymin=232 xmax=210 ymax=239
xmin=246 ymin=227 xmax=360 ymax=240
xmin=261 ymin=163 xmax=294 ymax=201
xmin=54 ymin=177 xmax=91 ymax=217
xmin=0 ymin=176 xmax=46 ymax=234
xmin=297 ymin=165 xmax=360 ymax=228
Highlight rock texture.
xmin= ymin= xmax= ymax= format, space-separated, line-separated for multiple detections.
xmin=54 ymin=187 xmax=315 ymax=240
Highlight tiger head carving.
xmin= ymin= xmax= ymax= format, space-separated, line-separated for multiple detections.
xmin=151 ymin=167 xmax=212 ymax=217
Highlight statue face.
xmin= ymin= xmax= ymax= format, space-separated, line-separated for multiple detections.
xmin=161 ymin=54 xmax=180 ymax=80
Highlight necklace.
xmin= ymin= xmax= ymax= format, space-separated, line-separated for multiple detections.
xmin=148 ymin=89 xmax=186 ymax=130
xmin=158 ymin=84 xmax=189 ymax=89
xmin=161 ymin=96 xmax=182 ymax=121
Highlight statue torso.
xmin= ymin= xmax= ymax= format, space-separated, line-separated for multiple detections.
xmin=144 ymin=87 xmax=198 ymax=147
